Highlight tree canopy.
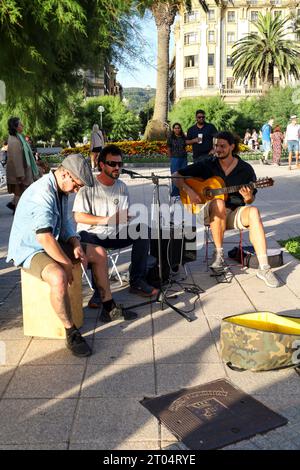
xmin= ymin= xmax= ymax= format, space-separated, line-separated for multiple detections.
xmin=0 ymin=0 xmax=141 ymax=103
xmin=232 ymin=12 xmax=300 ymax=92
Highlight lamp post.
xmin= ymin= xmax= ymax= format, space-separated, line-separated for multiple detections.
xmin=97 ymin=105 xmax=105 ymax=129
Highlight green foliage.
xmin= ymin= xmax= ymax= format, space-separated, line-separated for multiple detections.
xmin=0 ymin=0 xmax=141 ymax=103
xmin=81 ymin=95 xmax=141 ymax=141
xmin=232 ymin=13 xmax=300 ymax=87
xmin=168 ymin=97 xmax=239 ymax=133
xmin=235 ymin=85 xmax=300 ymax=136
xmin=278 ymin=237 xmax=300 ymax=261
xmin=123 ymin=87 xmax=156 ymax=114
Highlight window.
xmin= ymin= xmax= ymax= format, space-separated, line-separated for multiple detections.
xmin=227 ymin=55 xmax=234 ymax=67
xmin=208 ymin=9 xmax=215 ymax=21
xmin=184 ymin=78 xmax=198 ymax=88
xmin=184 ymin=55 xmax=198 ymax=68
xmin=274 ymin=10 xmax=282 ymax=17
xmin=208 ymin=77 xmax=214 ymax=87
xmin=184 ymin=32 xmax=198 ymax=45
xmin=250 ymin=11 xmax=259 ymax=22
xmin=208 ymin=30 xmax=215 ymax=43
xmin=227 ymin=32 xmax=235 ymax=43
xmin=227 ymin=11 xmax=236 ymax=22
xmin=250 ymin=78 xmax=257 ymax=88
xmin=184 ymin=11 xmax=199 ymax=23
xmin=226 ymin=78 xmax=234 ymax=89
xmin=208 ymin=53 xmax=214 ymax=66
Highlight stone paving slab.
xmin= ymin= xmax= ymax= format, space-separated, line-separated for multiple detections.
xmin=153 ymin=337 xmax=221 ymax=364
xmin=0 ymin=366 xmax=16 ymax=396
xmin=3 ymin=338 xmax=31 ymax=365
xmin=81 ymin=364 xmax=155 ymax=398
xmin=70 ymin=398 xmax=159 ymax=445
xmin=94 ymin=307 xmax=153 ymax=339
xmin=0 ymin=398 xmax=77 ymax=445
xmin=156 ymin=363 xmax=226 ymax=395
xmin=88 ymin=338 xmax=154 ymax=365
xmin=20 ymin=339 xmax=90 ymax=365
xmin=4 ymin=365 xmax=86 ymax=399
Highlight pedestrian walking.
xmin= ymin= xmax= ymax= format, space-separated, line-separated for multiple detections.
xmin=271 ymin=126 xmax=284 ymax=166
xmin=6 ymin=117 xmax=39 ymax=213
xmin=90 ymin=124 xmax=104 ymax=171
xmin=284 ymin=115 xmax=300 ymax=170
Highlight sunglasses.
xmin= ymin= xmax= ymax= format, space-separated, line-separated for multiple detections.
xmin=197 ymin=115 xmax=205 ymax=119
xmin=105 ymin=161 xmax=123 ymax=168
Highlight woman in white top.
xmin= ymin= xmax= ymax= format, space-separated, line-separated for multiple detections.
xmin=90 ymin=124 xmax=104 ymax=170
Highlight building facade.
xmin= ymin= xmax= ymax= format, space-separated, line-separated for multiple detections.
xmin=171 ymin=0 xmax=300 ymax=105
xmin=84 ymin=63 xmax=123 ymax=99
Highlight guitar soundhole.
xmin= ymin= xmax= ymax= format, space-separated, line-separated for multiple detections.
xmin=205 ymin=189 xmax=213 ymax=199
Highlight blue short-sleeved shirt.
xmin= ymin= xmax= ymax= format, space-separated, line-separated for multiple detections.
xmin=261 ymin=123 xmax=272 ymax=142
xmin=7 ymin=171 xmax=77 ymax=268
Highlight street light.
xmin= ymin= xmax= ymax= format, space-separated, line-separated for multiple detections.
xmin=97 ymin=105 xmax=105 ymax=129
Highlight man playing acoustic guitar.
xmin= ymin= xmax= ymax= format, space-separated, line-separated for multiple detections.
xmin=173 ymin=131 xmax=279 ymax=288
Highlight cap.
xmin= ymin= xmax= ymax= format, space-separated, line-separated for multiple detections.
xmin=61 ymin=153 xmax=94 ymax=187
xmin=290 ymin=115 xmax=297 ymax=119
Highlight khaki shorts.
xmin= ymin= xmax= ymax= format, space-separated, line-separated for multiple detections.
xmin=23 ymin=242 xmax=81 ymax=280
xmin=203 ymin=202 xmax=248 ymax=230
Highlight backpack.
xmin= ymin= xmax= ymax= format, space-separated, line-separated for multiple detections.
xmin=228 ymin=245 xmax=283 ymax=269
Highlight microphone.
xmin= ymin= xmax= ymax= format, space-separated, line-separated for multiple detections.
xmin=121 ymin=168 xmax=140 ymax=178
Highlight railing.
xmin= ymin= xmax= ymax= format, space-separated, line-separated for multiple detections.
xmin=221 ymin=89 xmax=241 ymax=94
xmin=220 ymin=88 xmax=263 ymax=95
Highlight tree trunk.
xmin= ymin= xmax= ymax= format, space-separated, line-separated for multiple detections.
xmin=144 ymin=3 xmax=176 ymax=141
xmin=261 ymin=64 xmax=274 ymax=95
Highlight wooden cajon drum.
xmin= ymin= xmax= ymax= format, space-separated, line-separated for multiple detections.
xmin=21 ymin=263 xmax=83 ymax=339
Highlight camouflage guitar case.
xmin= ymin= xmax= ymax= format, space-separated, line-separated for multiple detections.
xmin=220 ymin=312 xmax=300 ymax=372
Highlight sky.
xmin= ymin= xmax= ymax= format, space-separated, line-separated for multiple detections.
xmin=117 ymin=14 xmax=175 ymax=90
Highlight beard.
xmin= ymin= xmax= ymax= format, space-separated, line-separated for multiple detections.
xmin=104 ymin=168 xmax=119 ymax=180
xmin=217 ymin=151 xmax=231 ymax=160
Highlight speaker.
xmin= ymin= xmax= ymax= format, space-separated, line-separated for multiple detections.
xmin=146 ymin=226 xmax=197 ymax=287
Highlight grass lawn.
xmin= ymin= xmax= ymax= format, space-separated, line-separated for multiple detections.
xmin=278 ymin=237 xmax=300 ymax=261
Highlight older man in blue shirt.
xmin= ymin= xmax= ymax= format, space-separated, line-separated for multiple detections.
xmin=7 ymin=154 xmax=136 ymax=357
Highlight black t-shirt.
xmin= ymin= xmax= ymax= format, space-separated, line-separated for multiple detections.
xmin=187 ymin=122 xmax=218 ymax=159
xmin=167 ymin=135 xmax=187 ymax=158
xmin=178 ymin=155 xmax=257 ymax=209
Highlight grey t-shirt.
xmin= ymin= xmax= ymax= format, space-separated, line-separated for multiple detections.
xmin=73 ymin=177 xmax=130 ymax=239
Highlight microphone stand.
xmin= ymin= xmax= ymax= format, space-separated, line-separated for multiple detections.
xmin=123 ymin=170 xmax=197 ymax=322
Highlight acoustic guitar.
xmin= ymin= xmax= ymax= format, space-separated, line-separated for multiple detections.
xmin=180 ymin=176 xmax=274 ymax=214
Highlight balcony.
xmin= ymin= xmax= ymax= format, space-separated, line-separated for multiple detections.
xmin=219 ymin=88 xmax=263 ymax=95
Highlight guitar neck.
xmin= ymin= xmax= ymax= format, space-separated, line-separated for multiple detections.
xmin=220 ymin=182 xmax=255 ymax=195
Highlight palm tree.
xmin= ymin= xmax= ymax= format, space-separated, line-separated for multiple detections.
xmin=138 ymin=1 xmax=214 ymax=141
xmin=231 ymin=12 xmax=300 ymax=94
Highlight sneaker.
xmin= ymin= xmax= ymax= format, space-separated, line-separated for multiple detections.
xmin=130 ymin=280 xmax=159 ymax=297
xmin=66 ymin=329 xmax=92 ymax=357
xmin=88 ymin=292 xmax=101 ymax=309
xmin=100 ymin=304 xmax=138 ymax=323
xmin=6 ymin=201 xmax=15 ymax=213
xmin=209 ymin=249 xmax=225 ymax=270
xmin=256 ymin=268 xmax=280 ymax=288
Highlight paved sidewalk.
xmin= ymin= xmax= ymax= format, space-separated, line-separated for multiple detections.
xmin=0 ymin=163 xmax=300 ymax=450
